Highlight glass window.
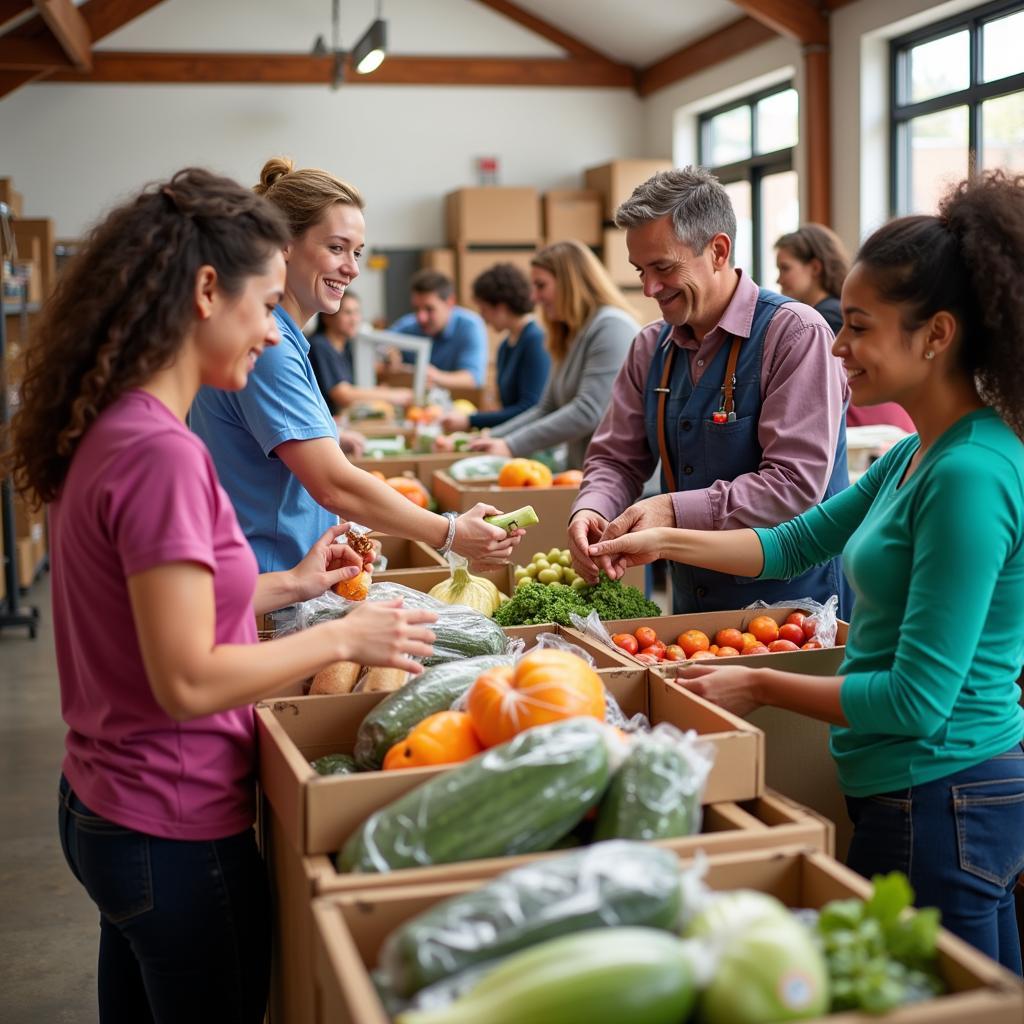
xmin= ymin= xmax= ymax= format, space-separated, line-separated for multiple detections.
xmin=983 ymin=9 xmax=1024 ymax=82
xmin=756 ymin=89 xmax=799 ymax=154
xmin=723 ymin=180 xmax=753 ymax=272
xmin=907 ymin=107 xmax=970 ymax=213
xmin=706 ymin=106 xmax=751 ymax=166
xmin=982 ymin=91 xmax=1024 ymax=171
xmin=908 ymin=31 xmax=970 ymax=103
xmin=759 ymin=171 xmax=799 ymax=285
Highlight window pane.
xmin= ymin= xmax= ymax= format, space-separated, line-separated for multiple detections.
xmin=706 ymin=106 xmax=751 ymax=166
xmin=723 ymin=180 xmax=752 ymax=273
xmin=759 ymin=170 xmax=800 ymax=287
xmin=907 ymin=106 xmax=969 ymax=213
xmin=908 ymin=30 xmax=969 ymax=103
xmin=983 ymin=91 xmax=1024 ymax=172
xmin=756 ymin=89 xmax=798 ymax=154
xmin=983 ymin=10 xmax=1024 ymax=82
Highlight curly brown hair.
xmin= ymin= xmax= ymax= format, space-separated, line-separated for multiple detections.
xmin=6 ymin=167 xmax=290 ymax=505
xmin=856 ymin=169 xmax=1024 ymax=437
xmin=471 ymin=262 xmax=534 ymax=316
xmin=774 ymin=223 xmax=850 ymax=298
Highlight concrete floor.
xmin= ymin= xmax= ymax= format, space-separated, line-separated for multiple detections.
xmin=1 ymin=573 xmax=98 ymax=1023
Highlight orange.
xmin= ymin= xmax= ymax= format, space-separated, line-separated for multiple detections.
xmin=747 ymin=615 xmax=780 ymax=645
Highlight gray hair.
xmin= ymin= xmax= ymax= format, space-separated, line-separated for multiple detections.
xmin=614 ymin=166 xmax=737 ymax=260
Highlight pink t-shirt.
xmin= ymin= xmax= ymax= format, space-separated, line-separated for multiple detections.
xmin=51 ymin=390 xmax=260 ymax=841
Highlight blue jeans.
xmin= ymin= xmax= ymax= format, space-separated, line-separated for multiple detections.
xmin=58 ymin=776 xmax=270 ymax=1023
xmin=845 ymin=744 xmax=1024 ymax=975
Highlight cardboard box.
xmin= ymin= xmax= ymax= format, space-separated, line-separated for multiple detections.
xmin=371 ymin=535 xmax=446 ymax=572
xmin=312 ymin=845 xmax=1024 ymax=1024
xmin=542 ymin=189 xmax=603 ymax=246
xmin=255 ymin=665 xmax=763 ymax=859
xmin=455 ymin=246 xmax=535 ymax=308
xmin=584 ymin=159 xmax=674 ymax=220
xmin=419 ymin=246 xmax=455 ymax=280
xmin=601 ymin=225 xmax=636 ymax=286
xmin=351 ymin=451 xmax=468 ymax=489
xmin=0 ymin=178 xmax=23 ymax=218
xmin=11 ymin=218 xmax=55 ymax=298
xmin=445 ymin=187 xmax=540 ymax=245
xmin=351 ymin=421 xmax=416 ymax=443
xmin=623 ymin=287 xmax=664 ymax=326
xmin=564 ymin=606 xmax=849 ymax=679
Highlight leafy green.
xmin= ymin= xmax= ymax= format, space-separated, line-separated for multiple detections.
xmin=493 ymin=577 xmax=661 ymax=628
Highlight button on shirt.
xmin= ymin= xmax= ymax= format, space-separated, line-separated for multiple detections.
xmin=391 ymin=305 xmax=488 ymax=386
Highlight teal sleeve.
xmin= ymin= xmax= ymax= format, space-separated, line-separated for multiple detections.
xmin=755 ymin=440 xmax=906 ymax=579
xmin=840 ymin=451 xmax=1018 ymax=737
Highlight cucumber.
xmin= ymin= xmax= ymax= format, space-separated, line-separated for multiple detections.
xmin=395 ymin=927 xmax=698 ymax=1024
xmin=422 ymin=605 xmax=508 ymax=667
xmin=337 ymin=718 xmax=611 ymax=873
xmin=353 ymin=655 xmax=513 ymax=771
xmin=379 ymin=841 xmax=683 ymax=997
xmin=593 ymin=734 xmax=704 ymax=842
xmin=310 ymin=753 xmax=359 ymax=776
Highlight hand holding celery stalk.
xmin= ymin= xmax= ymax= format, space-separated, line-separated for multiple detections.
xmin=485 ymin=506 xmax=539 ymax=534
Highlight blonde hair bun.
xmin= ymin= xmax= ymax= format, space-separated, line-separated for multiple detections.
xmin=255 ymin=156 xmax=295 ymax=195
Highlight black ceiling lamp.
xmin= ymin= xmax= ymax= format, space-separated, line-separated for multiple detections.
xmin=312 ymin=1 xmax=387 ymax=88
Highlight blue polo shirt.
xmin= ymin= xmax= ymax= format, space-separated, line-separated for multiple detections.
xmin=189 ymin=306 xmax=339 ymax=573
xmin=391 ymin=305 xmax=488 ymax=386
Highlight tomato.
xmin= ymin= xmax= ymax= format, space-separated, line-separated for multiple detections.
xmin=747 ymin=615 xmax=780 ymax=645
xmin=802 ymin=640 xmax=823 ymax=650
xmin=714 ymin=628 xmax=745 ymax=650
xmin=676 ymin=629 xmax=710 ymax=657
xmin=767 ymin=639 xmax=800 ymax=653
xmin=635 ymin=652 xmax=661 ymax=665
xmin=785 ymin=611 xmax=806 ymax=629
xmin=663 ymin=644 xmax=686 ymax=661
xmin=634 ymin=626 xmax=658 ymax=649
xmin=743 ymin=643 xmax=770 ymax=655
xmin=709 ymin=644 xmax=720 ymax=655
xmin=741 ymin=632 xmax=757 ymax=649
xmin=778 ymin=623 xmax=805 ymax=646
xmin=611 ymin=633 xmax=639 ymax=655
xmin=716 ymin=646 xmax=741 ymax=658
xmin=690 ymin=649 xmax=717 ymax=661
xmin=802 ymin=617 xmax=819 ymax=641
xmin=644 ymin=640 xmax=667 ymax=659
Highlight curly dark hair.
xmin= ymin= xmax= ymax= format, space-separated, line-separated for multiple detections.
xmin=5 ymin=167 xmax=290 ymax=504
xmin=856 ymin=169 xmax=1024 ymax=437
xmin=471 ymin=262 xmax=534 ymax=316
xmin=774 ymin=223 xmax=850 ymax=297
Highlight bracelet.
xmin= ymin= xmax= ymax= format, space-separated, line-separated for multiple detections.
xmin=436 ymin=511 xmax=458 ymax=557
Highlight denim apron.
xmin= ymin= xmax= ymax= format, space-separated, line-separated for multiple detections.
xmin=643 ymin=289 xmax=852 ymax=615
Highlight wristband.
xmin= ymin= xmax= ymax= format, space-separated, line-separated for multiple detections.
xmin=436 ymin=511 xmax=458 ymax=557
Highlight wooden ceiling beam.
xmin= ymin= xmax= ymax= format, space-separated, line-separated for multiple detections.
xmin=473 ymin=0 xmax=612 ymax=63
xmin=31 ymin=0 xmax=91 ymax=71
xmin=0 ymin=31 xmax=69 ymax=68
xmin=729 ymin=0 xmax=828 ymax=46
xmin=47 ymin=51 xmax=637 ymax=88
xmin=0 ymin=66 xmax=44 ymax=96
xmin=637 ymin=16 xmax=776 ymax=97
xmin=0 ymin=1 xmax=33 ymax=29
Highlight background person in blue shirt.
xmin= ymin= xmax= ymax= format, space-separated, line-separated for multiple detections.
xmin=389 ymin=269 xmax=488 ymax=389
xmin=436 ymin=262 xmax=549 ymax=443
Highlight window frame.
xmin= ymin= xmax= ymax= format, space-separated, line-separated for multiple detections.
xmin=698 ymin=81 xmax=797 ymax=284
xmin=890 ymin=0 xmax=1024 ymax=215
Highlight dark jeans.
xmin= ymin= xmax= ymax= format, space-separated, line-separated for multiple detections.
xmin=846 ymin=744 xmax=1024 ymax=975
xmin=58 ymin=776 xmax=270 ymax=1023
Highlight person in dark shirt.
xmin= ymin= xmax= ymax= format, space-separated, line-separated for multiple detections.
xmin=437 ymin=263 xmax=550 ymax=442
xmin=776 ymin=224 xmax=914 ymax=433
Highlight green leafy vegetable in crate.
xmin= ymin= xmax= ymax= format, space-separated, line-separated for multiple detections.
xmin=494 ymin=573 xmax=661 ymax=627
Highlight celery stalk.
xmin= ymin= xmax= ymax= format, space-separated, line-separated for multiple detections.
xmin=485 ymin=505 xmax=539 ymax=532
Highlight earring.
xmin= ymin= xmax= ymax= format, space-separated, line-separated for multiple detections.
xmin=924 ymin=350 xmax=935 ymax=360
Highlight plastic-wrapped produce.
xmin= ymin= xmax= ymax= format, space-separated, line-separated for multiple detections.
xmin=379 ymin=840 xmax=685 ymax=997
xmin=336 ymin=718 xmax=619 ymax=874
xmin=593 ymin=724 xmax=715 ymax=842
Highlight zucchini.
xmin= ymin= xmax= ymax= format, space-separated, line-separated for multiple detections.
xmin=379 ymin=841 xmax=683 ymax=997
xmin=422 ymin=605 xmax=508 ymax=667
xmin=395 ymin=926 xmax=698 ymax=1024
xmin=310 ymin=753 xmax=359 ymax=776
xmin=353 ymin=655 xmax=514 ymax=771
xmin=337 ymin=718 xmax=611 ymax=873
xmin=593 ymin=732 xmax=704 ymax=842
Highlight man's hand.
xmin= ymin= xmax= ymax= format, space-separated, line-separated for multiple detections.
xmin=568 ymin=509 xmax=609 ymax=584
xmin=599 ymin=495 xmax=677 ymax=578
xmin=467 ymin=436 xmax=511 ymax=457
xmin=337 ymin=429 xmax=365 ymax=457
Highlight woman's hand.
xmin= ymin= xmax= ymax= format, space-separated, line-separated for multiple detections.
xmin=331 ymin=599 xmax=437 ymax=675
xmin=386 ymin=387 xmax=414 ymax=408
xmin=433 ymin=433 xmax=456 ymax=452
xmin=675 ymin=664 xmax=765 ymax=719
xmin=440 ymin=411 xmax=470 ymax=433
xmin=587 ymin=526 xmax=671 ymax=580
xmin=289 ymin=523 xmax=372 ymax=603
xmin=453 ymin=503 xmax=524 ymax=568
xmin=467 ymin=436 xmax=511 ymax=457
xmin=337 ymin=430 xmax=365 ymax=458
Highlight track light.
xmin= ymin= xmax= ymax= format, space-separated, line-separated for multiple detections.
xmin=352 ymin=17 xmax=387 ymax=75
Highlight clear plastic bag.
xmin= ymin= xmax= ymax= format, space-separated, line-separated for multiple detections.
xmin=743 ymin=594 xmax=839 ymax=648
xmin=376 ymin=839 xmax=689 ymax=998
xmin=570 ymin=609 xmax=627 ymax=653
xmin=592 ymin=723 xmax=716 ymax=842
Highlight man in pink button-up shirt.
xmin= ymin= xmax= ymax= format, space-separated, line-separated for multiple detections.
xmin=569 ymin=167 xmax=850 ymax=613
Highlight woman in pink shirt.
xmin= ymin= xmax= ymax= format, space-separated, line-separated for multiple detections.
xmin=6 ymin=169 xmax=436 ymax=1024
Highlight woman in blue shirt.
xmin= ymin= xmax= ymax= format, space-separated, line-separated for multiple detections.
xmin=437 ymin=263 xmax=550 ymax=441
xmin=590 ymin=171 xmax=1024 ymax=972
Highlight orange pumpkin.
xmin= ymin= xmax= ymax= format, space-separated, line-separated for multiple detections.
xmin=467 ymin=649 xmax=605 ymax=748
xmin=497 ymin=458 xmax=553 ymax=489
xmin=386 ymin=475 xmax=431 ymax=509
xmin=333 ymin=570 xmax=372 ymax=601
xmin=370 ymin=470 xmax=387 ymax=481
xmin=381 ymin=711 xmax=483 ymax=770
xmin=551 ymin=469 xmax=583 ymax=487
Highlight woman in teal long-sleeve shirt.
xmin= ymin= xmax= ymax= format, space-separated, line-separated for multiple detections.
xmin=589 ymin=171 xmax=1024 ymax=973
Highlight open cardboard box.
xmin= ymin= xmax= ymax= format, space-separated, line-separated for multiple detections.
xmin=370 ymin=535 xmax=447 ymax=572
xmin=563 ymin=605 xmax=850 ymax=679
xmin=351 ymin=451 xmax=469 ymax=489
xmin=312 ymin=845 xmax=1024 ymax=1024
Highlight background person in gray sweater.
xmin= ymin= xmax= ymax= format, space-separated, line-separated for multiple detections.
xmin=468 ymin=241 xmax=639 ymax=470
